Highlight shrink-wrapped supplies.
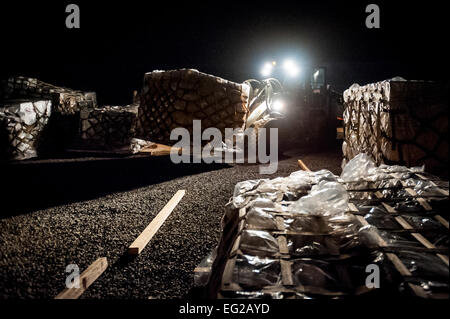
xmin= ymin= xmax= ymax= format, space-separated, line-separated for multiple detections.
xmin=0 ymin=100 xmax=51 ymax=160
xmin=342 ymin=78 xmax=448 ymax=177
xmin=0 ymin=76 xmax=97 ymax=159
xmin=205 ymin=154 xmax=449 ymax=298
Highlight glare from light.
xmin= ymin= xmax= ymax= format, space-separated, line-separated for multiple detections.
xmin=313 ymin=70 xmax=320 ymax=79
xmin=272 ymin=60 xmax=277 ymax=66
xmin=261 ymin=62 xmax=273 ymax=77
xmin=272 ymin=99 xmax=284 ymax=111
xmin=283 ymin=59 xmax=295 ymax=70
xmin=283 ymin=59 xmax=300 ymax=77
xmin=287 ymin=66 xmax=300 ymax=77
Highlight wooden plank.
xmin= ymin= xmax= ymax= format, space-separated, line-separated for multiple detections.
xmin=395 ymin=216 xmax=413 ymax=230
xmin=404 ymin=187 xmax=416 ymax=197
xmin=408 ymin=283 xmax=429 ymax=299
xmin=297 ymin=159 xmax=311 ymax=171
xmin=221 ymin=257 xmax=237 ymax=289
xmin=375 ymin=191 xmax=384 ymax=199
xmin=387 ymin=253 xmax=429 ymax=298
xmin=402 ymin=184 xmax=433 ymax=211
xmin=194 ymin=266 xmax=211 ymax=273
xmin=280 ymin=260 xmax=294 ymax=286
xmin=230 ymin=235 xmax=241 ymax=257
xmin=355 ymin=215 xmax=369 ymax=226
xmin=416 ymin=174 xmax=449 ymax=196
xmin=336 ymin=197 xmax=434 ymax=299
xmin=277 ymin=235 xmax=289 ymax=255
xmin=55 ymin=257 xmax=108 ymax=299
xmin=128 ymin=190 xmax=186 ymax=255
xmin=355 ymin=215 xmax=388 ymax=247
xmin=139 ymin=143 xmax=182 ymax=156
xmin=352 ymin=176 xmax=446 ymax=298
xmin=238 ymin=208 xmax=247 ymax=219
xmin=382 ymin=199 xmax=448 ymax=265
xmin=275 ymin=216 xmax=285 ymax=231
xmin=348 ymin=203 xmax=359 ymax=213
xmin=397 ymin=218 xmax=449 ymax=266
xmin=381 ymin=202 xmax=397 ymax=214
xmin=415 ymin=173 xmax=429 ymax=181
xmin=411 ymin=233 xmax=435 ymax=249
xmin=437 ymin=254 xmax=449 ymax=266
xmin=386 ymin=253 xmax=411 ymax=277
xmin=416 ymin=197 xmax=432 ymax=211
xmin=435 ymin=187 xmax=449 ymax=197
xmin=434 ymin=215 xmax=449 ymax=229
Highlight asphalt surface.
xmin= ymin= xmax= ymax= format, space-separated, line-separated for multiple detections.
xmin=0 ymin=147 xmax=342 ymax=299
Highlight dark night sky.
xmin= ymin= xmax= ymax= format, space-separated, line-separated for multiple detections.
xmin=0 ymin=0 xmax=448 ymax=105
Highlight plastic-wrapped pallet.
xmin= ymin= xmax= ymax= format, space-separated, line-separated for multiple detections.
xmin=205 ymin=155 xmax=449 ymax=299
xmin=342 ymin=79 xmax=449 ymax=177
xmin=0 ymin=76 xmax=96 ymax=115
xmin=0 ymin=76 xmax=97 ymax=158
xmin=206 ymin=169 xmax=389 ymax=299
xmin=0 ymin=100 xmax=51 ymax=160
xmin=341 ymin=154 xmax=449 ymax=298
xmin=136 ymin=69 xmax=250 ymax=144
xmin=79 ymin=105 xmax=138 ymax=151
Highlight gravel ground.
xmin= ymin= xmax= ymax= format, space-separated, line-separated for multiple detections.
xmin=0 ymin=147 xmax=342 ymax=299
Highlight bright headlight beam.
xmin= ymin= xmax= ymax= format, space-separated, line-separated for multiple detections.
xmin=287 ymin=66 xmax=300 ymax=77
xmin=283 ymin=59 xmax=295 ymax=70
xmin=283 ymin=59 xmax=300 ymax=77
xmin=261 ymin=62 xmax=273 ymax=77
xmin=272 ymin=100 xmax=284 ymax=111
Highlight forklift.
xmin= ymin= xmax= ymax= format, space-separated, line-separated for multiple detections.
xmin=245 ymin=64 xmax=343 ymax=152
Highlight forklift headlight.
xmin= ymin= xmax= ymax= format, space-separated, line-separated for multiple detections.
xmin=272 ymin=99 xmax=284 ymax=111
xmin=283 ymin=59 xmax=300 ymax=77
xmin=261 ymin=62 xmax=273 ymax=77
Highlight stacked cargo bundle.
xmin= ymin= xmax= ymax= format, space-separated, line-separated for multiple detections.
xmin=0 ymin=100 xmax=52 ymax=160
xmin=206 ymin=154 xmax=449 ymax=299
xmin=79 ymin=105 xmax=139 ymax=151
xmin=342 ymin=154 xmax=449 ymax=298
xmin=342 ymin=79 xmax=449 ymax=177
xmin=136 ymin=69 xmax=249 ymax=144
xmin=0 ymin=76 xmax=96 ymax=114
xmin=0 ymin=76 xmax=97 ymax=159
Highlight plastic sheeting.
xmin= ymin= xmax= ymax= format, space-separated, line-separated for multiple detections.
xmin=398 ymin=251 xmax=449 ymax=295
xmin=341 ymin=153 xmax=424 ymax=183
xmin=239 ymin=230 xmax=279 ymax=256
xmin=228 ymin=169 xmax=338 ymax=209
xmin=288 ymin=181 xmax=349 ymax=216
xmin=210 ymin=157 xmax=449 ymax=299
xmin=233 ymin=255 xmax=281 ymax=289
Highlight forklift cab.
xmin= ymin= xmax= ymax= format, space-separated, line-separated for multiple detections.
xmin=310 ymin=67 xmax=327 ymax=91
xmin=275 ymin=65 xmax=342 ymax=151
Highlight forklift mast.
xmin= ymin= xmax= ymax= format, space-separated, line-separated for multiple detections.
xmin=273 ymin=66 xmax=343 ymax=151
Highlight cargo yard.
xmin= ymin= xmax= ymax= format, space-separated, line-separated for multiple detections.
xmin=0 ymin=0 xmax=448 ymax=310
xmin=0 ymin=149 xmax=342 ymax=298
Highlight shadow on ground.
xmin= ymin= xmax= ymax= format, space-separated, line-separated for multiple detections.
xmin=1 ymin=154 xmax=230 ymax=217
